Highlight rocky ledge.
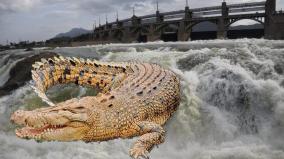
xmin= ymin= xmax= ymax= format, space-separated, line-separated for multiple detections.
xmin=0 ymin=52 xmax=58 ymax=97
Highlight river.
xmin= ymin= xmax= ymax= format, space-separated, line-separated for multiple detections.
xmin=0 ymin=39 xmax=284 ymax=159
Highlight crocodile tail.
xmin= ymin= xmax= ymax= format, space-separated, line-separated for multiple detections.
xmin=31 ymin=56 xmax=130 ymax=106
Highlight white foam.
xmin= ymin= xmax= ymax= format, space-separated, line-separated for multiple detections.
xmin=0 ymin=58 xmax=24 ymax=87
xmin=0 ymin=39 xmax=284 ymax=159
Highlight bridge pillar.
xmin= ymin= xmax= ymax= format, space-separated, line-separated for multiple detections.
xmin=121 ymin=27 xmax=135 ymax=43
xmin=156 ymin=11 xmax=164 ymax=23
xmin=217 ymin=19 xmax=227 ymax=39
xmin=153 ymin=4 xmax=164 ymax=41
xmin=94 ymin=31 xmax=99 ymax=42
xmin=132 ymin=16 xmax=141 ymax=26
xmin=265 ymin=14 xmax=284 ymax=39
xmin=178 ymin=4 xmax=192 ymax=41
xmin=264 ymin=0 xmax=284 ymax=39
xmin=222 ymin=1 xmax=229 ymax=17
xmin=148 ymin=24 xmax=161 ymax=41
xmin=117 ymin=16 xmax=139 ymax=43
xmin=178 ymin=21 xmax=190 ymax=41
xmin=217 ymin=1 xmax=229 ymax=39
xmin=112 ymin=21 xmax=124 ymax=43
xmin=265 ymin=0 xmax=276 ymax=15
xmin=97 ymin=27 xmax=104 ymax=43
xmin=184 ymin=5 xmax=192 ymax=20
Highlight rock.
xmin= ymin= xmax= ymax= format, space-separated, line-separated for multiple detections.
xmin=177 ymin=53 xmax=213 ymax=71
xmin=0 ymin=52 xmax=58 ymax=96
xmin=25 ymin=48 xmax=34 ymax=51
xmin=274 ymin=63 xmax=284 ymax=75
xmin=281 ymin=80 xmax=284 ymax=87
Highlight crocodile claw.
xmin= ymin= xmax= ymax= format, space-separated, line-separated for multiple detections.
xmin=129 ymin=147 xmax=150 ymax=159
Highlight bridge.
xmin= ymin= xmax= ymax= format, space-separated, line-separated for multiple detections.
xmin=90 ymin=0 xmax=284 ymax=44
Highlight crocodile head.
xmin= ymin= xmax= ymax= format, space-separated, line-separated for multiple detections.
xmin=10 ymin=98 xmax=93 ymax=141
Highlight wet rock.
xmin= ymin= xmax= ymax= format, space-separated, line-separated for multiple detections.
xmin=197 ymin=68 xmax=259 ymax=134
xmin=177 ymin=53 xmax=213 ymax=71
xmin=0 ymin=52 xmax=58 ymax=96
xmin=25 ymin=48 xmax=34 ymax=51
xmin=274 ymin=63 xmax=284 ymax=75
xmin=281 ymin=80 xmax=284 ymax=87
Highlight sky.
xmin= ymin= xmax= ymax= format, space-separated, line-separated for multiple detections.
xmin=0 ymin=0 xmax=283 ymax=45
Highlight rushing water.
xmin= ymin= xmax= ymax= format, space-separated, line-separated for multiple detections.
xmin=0 ymin=39 xmax=284 ymax=159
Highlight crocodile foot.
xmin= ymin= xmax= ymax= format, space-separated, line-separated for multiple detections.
xmin=129 ymin=145 xmax=149 ymax=159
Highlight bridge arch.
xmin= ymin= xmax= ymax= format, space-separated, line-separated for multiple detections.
xmin=102 ymin=30 xmax=111 ymax=39
xmin=227 ymin=18 xmax=264 ymax=28
xmin=188 ymin=20 xmax=217 ymax=31
xmin=189 ymin=21 xmax=218 ymax=40
xmin=227 ymin=19 xmax=264 ymax=39
xmin=140 ymin=26 xmax=150 ymax=34
xmin=156 ymin=23 xmax=179 ymax=33
xmin=130 ymin=26 xmax=150 ymax=43
xmin=112 ymin=29 xmax=124 ymax=42
xmin=160 ymin=24 xmax=179 ymax=42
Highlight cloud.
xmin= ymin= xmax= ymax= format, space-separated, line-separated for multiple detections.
xmin=78 ymin=1 xmax=114 ymax=14
xmin=0 ymin=0 xmax=40 ymax=14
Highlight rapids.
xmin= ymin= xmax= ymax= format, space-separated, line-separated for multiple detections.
xmin=0 ymin=39 xmax=284 ymax=159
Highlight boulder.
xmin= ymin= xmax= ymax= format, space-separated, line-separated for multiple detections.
xmin=0 ymin=52 xmax=58 ymax=96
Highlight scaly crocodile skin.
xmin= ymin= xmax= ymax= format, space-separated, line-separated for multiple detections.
xmin=10 ymin=56 xmax=180 ymax=159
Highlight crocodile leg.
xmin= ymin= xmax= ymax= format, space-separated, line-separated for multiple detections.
xmin=129 ymin=121 xmax=165 ymax=159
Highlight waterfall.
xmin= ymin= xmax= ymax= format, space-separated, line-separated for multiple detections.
xmin=0 ymin=39 xmax=284 ymax=159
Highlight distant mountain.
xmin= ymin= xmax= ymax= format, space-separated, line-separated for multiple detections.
xmin=54 ymin=28 xmax=91 ymax=38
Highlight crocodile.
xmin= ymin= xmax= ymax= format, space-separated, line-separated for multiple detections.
xmin=10 ymin=56 xmax=180 ymax=159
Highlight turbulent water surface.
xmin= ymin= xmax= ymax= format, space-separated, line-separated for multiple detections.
xmin=0 ymin=39 xmax=284 ymax=159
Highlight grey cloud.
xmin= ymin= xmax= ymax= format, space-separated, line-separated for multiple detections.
xmin=123 ymin=2 xmax=149 ymax=11
xmin=0 ymin=0 xmax=39 ymax=14
xmin=78 ymin=1 xmax=115 ymax=14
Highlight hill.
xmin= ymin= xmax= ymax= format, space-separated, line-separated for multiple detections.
xmin=54 ymin=28 xmax=91 ymax=38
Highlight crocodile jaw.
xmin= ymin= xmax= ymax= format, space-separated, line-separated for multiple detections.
xmin=10 ymin=108 xmax=90 ymax=141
